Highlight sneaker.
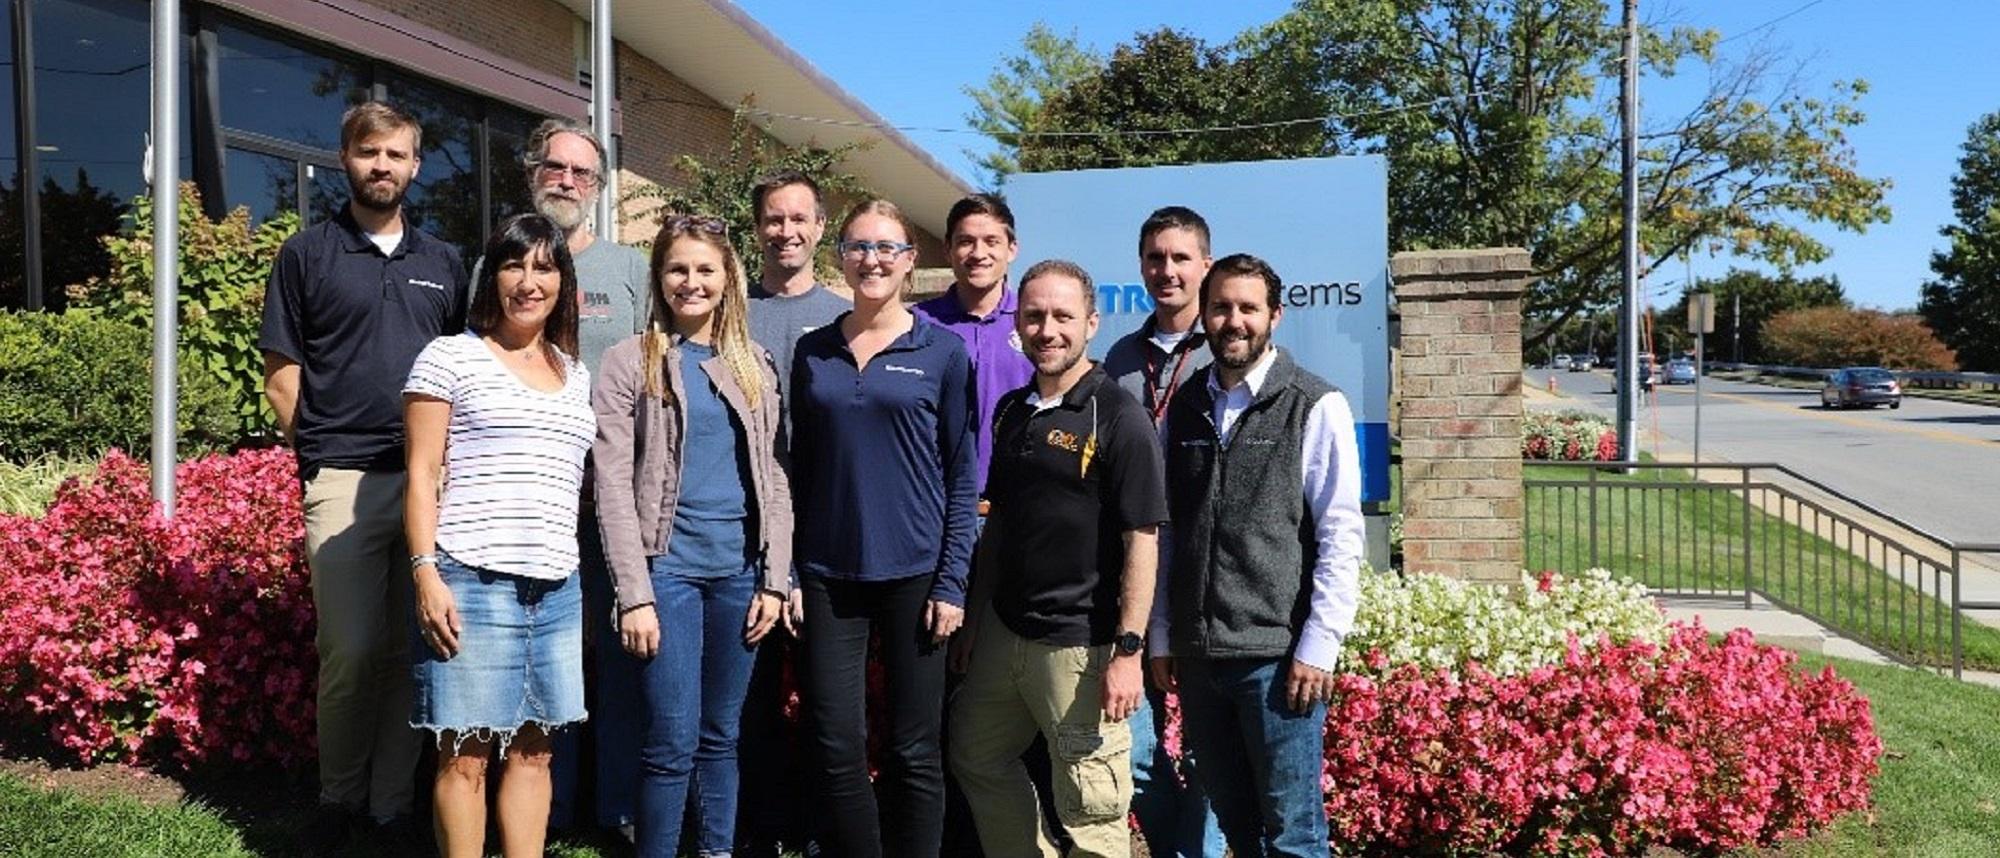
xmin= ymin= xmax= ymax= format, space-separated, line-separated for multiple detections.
xmin=295 ymin=803 xmax=355 ymax=857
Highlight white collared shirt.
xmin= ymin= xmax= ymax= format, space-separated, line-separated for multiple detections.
xmin=1148 ymin=347 xmax=1365 ymax=672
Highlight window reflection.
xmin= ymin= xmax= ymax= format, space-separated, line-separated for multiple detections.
xmin=216 ymin=23 xmax=367 ymax=152
xmin=385 ymin=74 xmax=482 ymax=259
xmin=32 ymin=0 xmax=190 ymax=309
xmin=222 ymin=148 xmax=296 ymax=224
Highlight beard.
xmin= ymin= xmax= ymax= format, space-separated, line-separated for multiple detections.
xmin=1214 ymin=328 xmax=1273 ymax=370
xmin=1033 ymin=344 xmax=1085 ymax=380
xmin=534 ymin=189 xmax=589 ymax=232
xmin=349 ymin=174 xmax=408 ymax=212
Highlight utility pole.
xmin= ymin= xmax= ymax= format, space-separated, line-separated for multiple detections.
xmin=1616 ymin=0 xmax=1641 ymax=464
xmin=1732 ymin=290 xmax=1742 ymax=364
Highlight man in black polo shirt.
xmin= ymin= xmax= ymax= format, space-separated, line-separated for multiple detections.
xmin=258 ymin=101 xmax=467 ymax=852
xmin=948 ymin=259 xmax=1166 ymax=858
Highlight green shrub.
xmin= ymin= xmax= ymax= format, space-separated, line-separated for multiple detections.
xmin=0 ymin=310 xmax=236 ymax=461
xmin=67 ymin=183 xmax=299 ymax=435
xmin=0 ymin=455 xmax=95 ymax=517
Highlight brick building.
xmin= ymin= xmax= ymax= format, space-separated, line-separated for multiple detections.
xmin=0 ymin=0 xmax=970 ymax=310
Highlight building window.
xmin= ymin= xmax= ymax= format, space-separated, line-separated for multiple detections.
xmin=27 ymin=0 xmax=191 ymax=311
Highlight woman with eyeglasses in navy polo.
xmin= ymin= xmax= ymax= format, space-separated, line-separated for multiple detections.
xmin=787 ymin=199 xmax=978 ymax=858
xmin=591 ymin=214 xmax=793 ymax=857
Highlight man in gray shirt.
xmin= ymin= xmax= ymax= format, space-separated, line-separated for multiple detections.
xmin=746 ymin=170 xmax=851 ymax=400
xmin=506 ymin=118 xmax=649 ymax=839
xmin=739 ymin=168 xmax=847 ymax=858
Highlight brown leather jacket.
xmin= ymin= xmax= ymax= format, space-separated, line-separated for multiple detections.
xmin=591 ymin=333 xmax=793 ymax=618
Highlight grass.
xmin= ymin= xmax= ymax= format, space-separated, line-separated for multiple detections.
xmin=0 ymin=773 xmax=253 ymax=857
xmin=1524 ymin=460 xmax=2000 ymax=670
xmin=0 ymin=456 xmax=94 ymax=517
xmin=1768 ymin=653 xmax=2000 ymax=857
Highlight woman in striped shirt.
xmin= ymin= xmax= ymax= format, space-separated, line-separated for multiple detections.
xmin=591 ymin=214 xmax=792 ymax=858
xmin=403 ymin=213 xmax=596 ymax=858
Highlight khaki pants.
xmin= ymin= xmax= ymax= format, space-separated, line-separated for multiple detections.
xmin=949 ymin=608 xmax=1133 ymax=858
xmin=303 ymin=467 xmax=420 ymax=821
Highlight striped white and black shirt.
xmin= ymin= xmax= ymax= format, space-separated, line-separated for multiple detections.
xmin=404 ymin=331 xmax=595 ymax=581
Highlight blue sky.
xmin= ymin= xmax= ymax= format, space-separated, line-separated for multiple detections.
xmin=734 ymin=0 xmax=2000 ymax=312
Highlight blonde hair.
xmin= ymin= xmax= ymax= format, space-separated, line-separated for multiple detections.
xmin=641 ymin=216 xmax=765 ymax=409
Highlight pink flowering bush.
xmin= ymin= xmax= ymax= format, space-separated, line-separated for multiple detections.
xmin=1323 ymin=626 xmax=1879 ymax=855
xmin=1523 ymin=410 xmax=1619 ymax=462
xmin=0 ymin=448 xmax=315 ymax=769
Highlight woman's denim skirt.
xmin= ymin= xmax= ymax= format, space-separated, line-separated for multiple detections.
xmin=411 ymin=551 xmax=587 ymax=755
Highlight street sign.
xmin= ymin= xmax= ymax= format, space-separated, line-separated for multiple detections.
xmin=1689 ymin=291 xmax=1716 ymax=334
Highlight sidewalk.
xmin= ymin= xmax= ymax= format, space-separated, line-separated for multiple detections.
xmin=1658 ymin=593 xmax=2000 ymax=689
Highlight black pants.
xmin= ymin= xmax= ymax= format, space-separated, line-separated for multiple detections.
xmin=802 ymin=573 xmax=946 ymax=858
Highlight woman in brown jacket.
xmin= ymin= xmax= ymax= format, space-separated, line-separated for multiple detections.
xmin=591 ymin=214 xmax=792 ymax=858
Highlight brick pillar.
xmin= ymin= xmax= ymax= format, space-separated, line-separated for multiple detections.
xmin=1391 ymin=249 xmax=1534 ymax=582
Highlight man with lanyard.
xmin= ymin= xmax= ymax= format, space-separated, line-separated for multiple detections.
xmin=740 ymin=169 xmax=849 ymax=858
xmin=948 ymin=259 xmax=1165 ymax=858
xmin=1099 ymin=206 xmax=1225 ymax=858
xmin=259 ymin=102 xmax=468 ymax=854
xmin=914 ymin=193 xmax=1035 ymax=497
xmin=494 ymin=118 xmax=650 ymax=841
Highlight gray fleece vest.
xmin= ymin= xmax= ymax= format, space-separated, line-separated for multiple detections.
xmin=1162 ymin=349 xmax=1335 ymax=660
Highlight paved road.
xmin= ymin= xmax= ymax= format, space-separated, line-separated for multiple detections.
xmin=1524 ymin=367 xmax=2000 ymax=546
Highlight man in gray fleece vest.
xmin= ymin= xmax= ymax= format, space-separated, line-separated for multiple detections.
xmin=1150 ymin=253 xmax=1365 ymax=857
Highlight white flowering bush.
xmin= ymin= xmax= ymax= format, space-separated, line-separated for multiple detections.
xmin=1342 ymin=567 xmax=1667 ymax=677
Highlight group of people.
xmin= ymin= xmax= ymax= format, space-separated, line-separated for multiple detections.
xmin=258 ymin=101 xmax=1363 ymax=858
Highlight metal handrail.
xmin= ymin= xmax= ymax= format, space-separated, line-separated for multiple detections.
xmin=1525 ymin=460 xmax=1969 ymax=678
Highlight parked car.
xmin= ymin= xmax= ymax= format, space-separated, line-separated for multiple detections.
xmin=1551 ymin=354 xmax=1573 ymax=370
xmin=1663 ymin=359 xmax=1697 ymax=385
xmin=1821 ymin=367 xmax=1902 ymax=409
xmin=1569 ymin=353 xmax=1596 ymax=371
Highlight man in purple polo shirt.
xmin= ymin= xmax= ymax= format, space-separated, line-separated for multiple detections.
xmin=914 ymin=194 xmax=1034 ymax=493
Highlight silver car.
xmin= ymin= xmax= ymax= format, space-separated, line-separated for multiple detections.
xmin=1663 ymin=359 xmax=1697 ymax=384
xmin=1821 ymin=367 xmax=1902 ymax=409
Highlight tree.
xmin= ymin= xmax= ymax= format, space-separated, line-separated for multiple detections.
xmin=1918 ymin=111 xmax=2000 ymax=371
xmin=624 ymin=104 xmax=869 ymax=283
xmin=1656 ymin=268 xmax=1845 ymax=363
xmin=1762 ymin=305 xmax=1956 ymax=370
xmin=972 ymin=0 xmax=1891 ymax=347
xmin=963 ymin=24 xmax=1102 ymax=188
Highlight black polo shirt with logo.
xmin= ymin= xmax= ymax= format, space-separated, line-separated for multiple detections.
xmin=985 ymin=365 xmax=1168 ymax=647
xmin=258 ymin=206 xmax=468 ymax=480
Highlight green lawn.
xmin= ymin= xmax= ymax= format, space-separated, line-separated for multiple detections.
xmin=1524 ymin=460 xmax=2000 ymax=670
xmin=1768 ymin=654 xmax=2000 ymax=857
xmin=5 ymin=654 xmax=1994 ymax=856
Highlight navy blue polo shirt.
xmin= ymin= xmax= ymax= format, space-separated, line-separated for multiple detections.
xmin=986 ymin=366 xmax=1168 ymax=646
xmin=258 ymin=207 xmax=468 ymax=480
xmin=788 ymin=312 xmax=978 ymax=605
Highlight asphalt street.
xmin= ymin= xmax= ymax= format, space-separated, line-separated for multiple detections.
xmin=1524 ymin=367 xmax=2000 ymax=547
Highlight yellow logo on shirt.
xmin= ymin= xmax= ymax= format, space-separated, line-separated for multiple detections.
xmin=1046 ymin=428 xmax=1081 ymax=452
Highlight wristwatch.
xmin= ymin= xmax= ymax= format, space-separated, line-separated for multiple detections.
xmin=1115 ymin=631 xmax=1144 ymax=657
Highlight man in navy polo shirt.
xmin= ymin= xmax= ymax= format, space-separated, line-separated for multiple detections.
xmin=914 ymin=193 xmax=1033 ymax=493
xmin=259 ymin=101 xmax=468 ymax=853
xmin=949 ymin=259 xmax=1166 ymax=857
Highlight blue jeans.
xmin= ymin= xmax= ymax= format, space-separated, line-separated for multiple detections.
xmin=1176 ymin=657 xmax=1329 ymax=858
xmin=550 ymin=519 xmax=641 ymax=829
xmin=1131 ymin=687 xmax=1227 ymax=858
xmin=637 ymin=562 xmax=760 ymax=857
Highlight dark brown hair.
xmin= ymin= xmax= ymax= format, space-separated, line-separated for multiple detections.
xmin=946 ymin=193 xmax=1016 ymax=241
xmin=339 ymin=101 xmax=423 ymax=154
xmin=467 ymin=214 xmax=580 ymax=376
xmin=1138 ymin=205 xmax=1210 ymax=256
xmin=1199 ymin=253 xmax=1283 ymax=311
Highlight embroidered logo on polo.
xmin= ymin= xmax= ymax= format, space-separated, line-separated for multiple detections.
xmin=408 ymin=278 xmax=446 ymax=291
xmin=883 ymin=364 xmax=926 ymax=377
xmin=1046 ymin=428 xmax=1082 ymax=452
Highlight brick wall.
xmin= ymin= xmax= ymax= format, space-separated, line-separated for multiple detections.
xmin=1391 ymin=248 xmax=1533 ymax=583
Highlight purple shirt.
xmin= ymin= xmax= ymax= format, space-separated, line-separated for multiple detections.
xmin=914 ymin=286 xmax=1034 ymax=495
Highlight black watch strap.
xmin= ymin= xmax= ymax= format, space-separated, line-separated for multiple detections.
xmin=1116 ymin=631 xmax=1144 ymax=655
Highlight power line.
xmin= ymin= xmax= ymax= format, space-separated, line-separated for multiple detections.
xmin=1716 ymin=0 xmax=1831 ymax=44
